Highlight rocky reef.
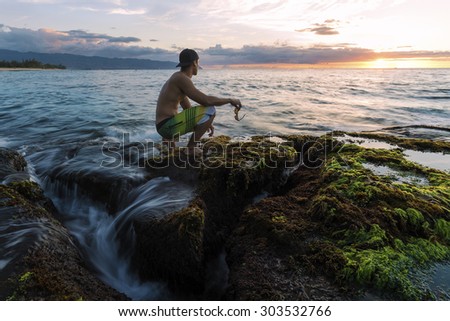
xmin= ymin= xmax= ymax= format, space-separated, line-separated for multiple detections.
xmin=0 ymin=148 xmax=127 ymax=300
xmin=1 ymin=130 xmax=449 ymax=300
xmin=227 ymin=134 xmax=450 ymax=300
xmin=135 ymin=133 xmax=450 ymax=300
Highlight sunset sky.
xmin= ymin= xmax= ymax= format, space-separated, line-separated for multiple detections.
xmin=1 ymin=0 xmax=449 ymax=68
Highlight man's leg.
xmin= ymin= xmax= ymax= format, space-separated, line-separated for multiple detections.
xmin=187 ymin=114 xmax=215 ymax=149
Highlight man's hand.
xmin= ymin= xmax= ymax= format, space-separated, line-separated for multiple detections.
xmin=229 ymin=99 xmax=242 ymax=109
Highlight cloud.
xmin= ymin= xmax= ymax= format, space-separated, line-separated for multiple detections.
xmin=17 ymin=0 xmax=60 ymax=3
xmin=379 ymin=50 xmax=450 ymax=59
xmin=201 ymin=44 xmax=376 ymax=65
xmin=1 ymin=24 xmax=449 ymax=66
xmin=309 ymin=26 xmax=339 ymax=35
xmin=296 ymin=19 xmax=341 ymax=35
xmin=0 ymin=24 xmax=171 ymax=59
xmin=200 ymin=44 xmax=450 ymax=65
xmin=109 ymin=8 xmax=147 ymax=15
xmin=64 ymin=30 xmax=141 ymax=43
xmin=108 ymin=36 xmax=141 ymax=43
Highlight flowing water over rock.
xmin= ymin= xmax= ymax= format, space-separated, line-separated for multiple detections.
xmin=36 ymin=150 xmax=195 ymax=300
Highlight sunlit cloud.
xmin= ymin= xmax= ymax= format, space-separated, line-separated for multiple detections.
xmin=69 ymin=6 xmax=101 ymax=12
xmin=199 ymin=43 xmax=450 ymax=67
xmin=0 ymin=0 xmax=449 ymax=67
xmin=1 ymin=23 xmax=449 ymax=67
xmin=200 ymin=43 xmax=377 ymax=65
xmin=296 ymin=19 xmax=342 ymax=35
xmin=109 ymin=8 xmax=147 ymax=15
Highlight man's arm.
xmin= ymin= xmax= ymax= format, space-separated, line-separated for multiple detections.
xmin=180 ymin=96 xmax=192 ymax=110
xmin=178 ymin=74 xmax=241 ymax=108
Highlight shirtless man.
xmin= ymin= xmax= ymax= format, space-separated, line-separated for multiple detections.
xmin=155 ymin=48 xmax=242 ymax=153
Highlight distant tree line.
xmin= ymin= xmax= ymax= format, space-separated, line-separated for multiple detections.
xmin=0 ymin=59 xmax=66 ymax=69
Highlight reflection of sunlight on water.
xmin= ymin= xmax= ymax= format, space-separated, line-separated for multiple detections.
xmin=2 ymin=70 xmax=450 ymax=142
xmin=404 ymin=149 xmax=450 ymax=172
xmin=336 ymin=134 xmax=450 ymax=172
xmin=335 ymin=134 xmax=396 ymax=150
xmin=364 ymin=58 xmax=449 ymax=69
xmin=363 ymin=162 xmax=429 ymax=186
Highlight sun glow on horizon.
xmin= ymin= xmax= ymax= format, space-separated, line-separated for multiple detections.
xmin=364 ymin=58 xmax=450 ymax=69
xmin=206 ymin=58 xmax=450 ymax=70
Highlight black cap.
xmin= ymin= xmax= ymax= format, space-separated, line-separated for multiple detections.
xmin=176 ymin=49 xmax=199 ymax=67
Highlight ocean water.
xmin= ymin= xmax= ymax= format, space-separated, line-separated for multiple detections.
xmin=1 ymin=68 xmax=449 ymax=147
xmin=1 ymin=68 xmax=449 ymax=299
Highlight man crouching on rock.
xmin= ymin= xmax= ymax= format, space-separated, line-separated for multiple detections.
xmin=155 ymin=48 xmax=242 ymax=155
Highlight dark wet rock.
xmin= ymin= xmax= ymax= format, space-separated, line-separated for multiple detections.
xmin=46 ymin=165 xmax=146 ymax=214
xmin=133 ymin=136 xmax=298 ymax=293
xmin=0 ymin=147 xmax=29 ymax=182
xmin=225 ymin=167 xmax=355 ymax=300
xmin=0 ymin=148 xmax=128 ymax=300
xmin=133 ymin=198 xmax=206 ymax=293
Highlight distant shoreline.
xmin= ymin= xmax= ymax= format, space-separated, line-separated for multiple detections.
xmin=0 ymin=68 xmax=64 ymax=71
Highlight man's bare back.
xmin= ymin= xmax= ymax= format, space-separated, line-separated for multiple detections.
xmin=155 ymin=72 xmax=189 ymax=124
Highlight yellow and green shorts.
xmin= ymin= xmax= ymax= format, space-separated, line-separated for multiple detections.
xmin=156 ymin=106 xmax=216 ymax=139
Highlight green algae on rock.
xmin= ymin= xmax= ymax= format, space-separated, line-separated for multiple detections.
xmin=135 ymin=136 xmax=299 ymax=293
xmin=139 ymin=133 xmax=450 ymax=299
xmin=223 ymin=134 xmax=449 ymax=300
xmin=133 ymin=198 xmax=207 ymax=293
xmin=303 ymin=139 xmax=450 ymax=299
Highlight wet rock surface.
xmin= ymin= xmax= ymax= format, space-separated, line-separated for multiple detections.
xmin=0 ymin=148 xmax=127 ymax=300
xmin=133 ymin=136 xmax=298 ymax=296
xmin=0 ymin=148 xmax=29 ymax=183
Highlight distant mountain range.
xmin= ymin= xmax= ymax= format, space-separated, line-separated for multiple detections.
xmin=0 ymin=49 xmax=177 ymax=70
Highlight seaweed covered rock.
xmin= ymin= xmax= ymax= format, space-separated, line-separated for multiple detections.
xmin=130 ymin=133 xmax=450 ymax=300
xmin=134 ymin=136 xmax=298 ymax=292
xmin=226 ymin=134 xmax=450 ymax=300
xmin=225 ymin=165 xmax=353 ymax=300
xmin=308 ymin=136 xmax=450 ymax=299
xmin=133 ymin=198 xmax=206 ymax=293
xmin=0 ymin=148 xmax=127 ymax=300
xmin=0 ymin=147 xmax=29 ymax=183
xmin=198 ymin=136 xmax=298 ymax=254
